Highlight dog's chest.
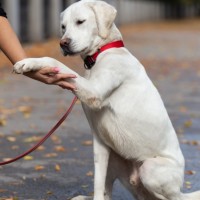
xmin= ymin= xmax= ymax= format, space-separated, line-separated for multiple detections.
xmin=83 ymin=104 xmax=118 ymax=144
xmin=82 ymin=103 xmax=137 ymax=157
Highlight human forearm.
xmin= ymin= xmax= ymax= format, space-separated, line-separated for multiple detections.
xmin=0 ymin=16 xmax=26 ymax=64
xmin=0 ymin=16 xmax=76 ymax=90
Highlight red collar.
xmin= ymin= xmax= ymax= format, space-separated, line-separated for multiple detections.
xmin=84 ymin=40 xmax=124 ymax=69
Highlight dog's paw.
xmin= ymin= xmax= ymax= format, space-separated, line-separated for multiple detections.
xmin=70 ymin=195 xmax=92 ymax=200
xmin=13 ymin=58 xmax=45 ymax=74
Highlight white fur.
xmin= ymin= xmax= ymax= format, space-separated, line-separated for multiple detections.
xmin=14 ymin=1 xmax=200 ymax=200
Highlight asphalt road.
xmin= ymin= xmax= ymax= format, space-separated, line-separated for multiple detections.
xmin=0 ymin=20 xmax=200 ymax=199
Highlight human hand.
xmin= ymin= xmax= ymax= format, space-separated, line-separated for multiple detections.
xmin=24 ymin=67 xmax=77 ymax=91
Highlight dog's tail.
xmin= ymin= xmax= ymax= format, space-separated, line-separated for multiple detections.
xmin=181 ymin=191 xmax=200 ymax=200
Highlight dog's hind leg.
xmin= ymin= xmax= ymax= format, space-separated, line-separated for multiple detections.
xmin=104 ymin=150 xmax=125 ymax=200
xmin=139 ymin=156 xmax=184 ymax=200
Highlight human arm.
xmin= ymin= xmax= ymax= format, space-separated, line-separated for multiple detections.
xmin=0 ymin=13 xmax=75 ymax=90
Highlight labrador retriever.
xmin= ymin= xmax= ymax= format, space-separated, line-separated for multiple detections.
xmin=13 ymin=0 xmax=200 ymax=200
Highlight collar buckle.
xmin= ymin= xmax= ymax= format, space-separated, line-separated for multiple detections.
xmin=84 ymin=56 xmax=96 ymax=70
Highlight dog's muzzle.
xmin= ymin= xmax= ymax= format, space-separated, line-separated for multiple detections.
xmin=60 ymin=38 xmax=74 ymax=56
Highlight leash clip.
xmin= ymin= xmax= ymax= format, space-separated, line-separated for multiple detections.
xmin=84 ymin=56 xmax=95 ymax=70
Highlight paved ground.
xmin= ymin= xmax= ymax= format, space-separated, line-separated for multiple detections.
xmin=0 ymin=19 xmax=200 ymax=199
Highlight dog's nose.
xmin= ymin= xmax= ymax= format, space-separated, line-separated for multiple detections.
xmin=60 ymin=38 xmax=71 ymax=48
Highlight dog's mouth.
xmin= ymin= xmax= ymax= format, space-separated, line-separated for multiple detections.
xmin=61 ymin=46 xmax=76 ymax=56
xmin=61 ymin=46 xmax=87 ymax=57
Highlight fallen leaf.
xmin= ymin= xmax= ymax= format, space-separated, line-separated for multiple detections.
xmin=179 ymin=106 xmax=188 ymax=113
xmin=81 ymin=185 xmax=89 ymax=188
xmin=23 ymin=155 xmax=34 ymax=161
xmin=54 ymin=145 xmax=66 ymax=152
xmin=13 ymin=130 xmax=23 ymax=135
xmin=0 ymin=133 xmax=5 ymax=138
xmin=0 ymin=118 xmax=6 ymax=126
xmin=37 ymin=145 xmax=45 ymax=151
xmin=86 ymin=171 xmax=93 ymax=177
xmin=181 ymin=139 xmax=199 ymax=146
xmin=55 ymin=164 xmax=61 ymax=172
xmin=0 ymin=197 xmax=19 ymax=200
xmin=2 ymin=158 xmax=12 ymax=162
xmin=82 ymin=140 xmax=93 ymax=146
xmin=18 ymin=106 xmax=32 ymax=119
xmin=0 ymin=189 xmax=7 ymax=193
xmin=44 ymin=153 xmax=58 ymax=158
xmin=11 ymin=145 xmax=19 ymax=150
xmin=46 ymin=191 xmax=54 ymax=195
xmin=185 ymin=170 xmax=196 ymax=175
xmin=184 ymin=120 xmax=192 ymax=128
xmin=6 ymin=137 xmax=16 ymax=142
xmin=18 ymin=106 xmax=32 ymax=113
xmin=185 ymin=181 xmax=192 ymax=189
xmin=51 ymin=135 xmax=61 ymax=144
xmin=35 ymin=165 xmax=45 ymax=171
xmin=24 ymin=136 xmax=41 ymax=143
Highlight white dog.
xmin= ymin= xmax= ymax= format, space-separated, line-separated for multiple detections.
xmin=14 ymin=1 xmax=200 ymax=200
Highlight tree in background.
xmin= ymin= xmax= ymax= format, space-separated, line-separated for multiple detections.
xmin=156 ymin=0 xmax=200 ymax=18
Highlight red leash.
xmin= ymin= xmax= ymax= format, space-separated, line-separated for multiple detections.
xmin=0 ymin=96 xmax=78 ymax=166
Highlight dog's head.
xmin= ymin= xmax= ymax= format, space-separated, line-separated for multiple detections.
xmin=60 ymin=0 xmax=117 ymax=57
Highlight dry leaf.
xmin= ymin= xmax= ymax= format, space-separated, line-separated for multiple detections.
xmin=11 ymin=145 xmax=19 ymax=150
xmin=184 ymin=120 xmax=192 ymax=128
xmin=44 ymin=153 xmax=58 ymax=158
xmin=1 ymin=197 xmax=18 ymax=200
xmin=185 ymin=181 xmax=192 ymax=189
xmin=13 ymin=130 xmax=23 ymax=135
xmin=54 ymin=146 xmax=66 ymax=152
xmin=18 ymin=106 xmax=32 ymax=119
xmin=18 ymin=106 xmax=32 ymax=113
xmin=3 ymin=158 xmax=12 ymax=162
xmin=6 ymin=137 xmax=16 ymax=142
xmin=81 ymin=185 xmax=89 ymax=188
xmin=0 ymin=189 xmax=7 ymax=193
xmin=181 ymin=139 xmax=199 ymax=146
xmin=37 ymin=145 xmax=45 ymax=151
xmin=86 ymin=171 xmax=93 ymax=177
xmin=51 ymin=135 xmax=61 ymax=144
xmin=0 ymin=132 xmax=5 ymax=138
xmin=185 ymin=170 xmax=196 ymax=175
xmin=0 ymin=118 xmax=6 ymax=126
xmin=24 ymin=136 xmax=41 ymax=143
xmin=35 ymin=165 xmax=45 ymax=171
xmin=46 ymin=191 xmax=54 ymax=195
xmin=82 ymin=140 xmax=93 ymax=146
xmin=179 ymin=106 xmax=188 ymax=113
xmin=55 ymin=164 xmax=61 ymax=171
xmin=23 ymin=155 xmax=34 ymax=161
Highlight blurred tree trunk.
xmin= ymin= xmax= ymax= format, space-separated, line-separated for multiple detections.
xmin=164 ymin=3 xmax=185 ymax=19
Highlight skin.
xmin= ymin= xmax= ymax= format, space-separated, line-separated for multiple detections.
xmin=0 ymin=16 xmax=76 ymax=90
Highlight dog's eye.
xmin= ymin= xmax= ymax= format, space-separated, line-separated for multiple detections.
xmin=76 ymin=20 xmax=86 ymax=25
xmin=61 ymin=24 xmax=66 ymax=30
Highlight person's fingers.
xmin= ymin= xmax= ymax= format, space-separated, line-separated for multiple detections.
xmin=39 ymin=67 xmax=77 ymax=79
xmin=43 ymin=73 xmax=76 ymax=84
xmin=39 ymin=67 xmax=60 ymax=75
xmin=56 ymin=81 xmax=77 ymax=90
xmin=55 ymin=73 xmax=77 ymax=79
xmin=24 ymin=68 xmax=77 ymax=86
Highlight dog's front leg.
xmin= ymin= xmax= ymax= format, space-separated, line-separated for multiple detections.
xmin=93 ymin=134 xmax=111 ymax=200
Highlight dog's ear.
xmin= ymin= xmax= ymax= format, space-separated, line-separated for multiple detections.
xmin=87 ymin=1 xmax=117 ymax=39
